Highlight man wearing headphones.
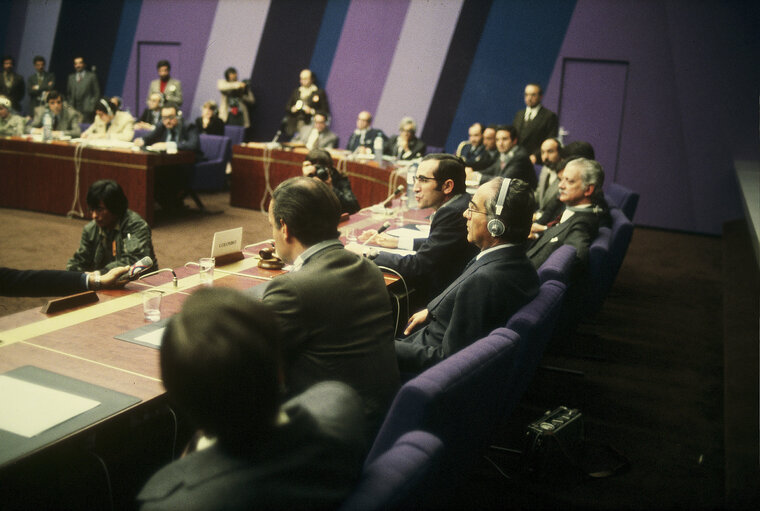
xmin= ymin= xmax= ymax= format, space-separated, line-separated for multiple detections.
xmin=395 ymin=177 xmax=540 ymax=373
xmin=81 ymin=97 xmax=135 ymax=141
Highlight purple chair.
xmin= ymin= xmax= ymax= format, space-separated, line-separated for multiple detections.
xmin=605 ymin=182 xmax=639 ymax=221
xmin=537 ymin=244 xmax=577 ymax=285
xmin=193 ymin=134 xmax=232 ymax=191
xmin=366 ymin=329 xmax=520 ymax=478
xmin=505 ymin=280 xmax=568 ymax=396
xmin=339 ymin=431 xmax=443 ymax=511
xmin=224 ymin=125 xmax=245 ymax=146
xmin=607 ymin=208 xmax=634 ymax=286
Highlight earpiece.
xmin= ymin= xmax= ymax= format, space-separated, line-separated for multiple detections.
xmin=487 ymin=178 xmax=511 ymax=237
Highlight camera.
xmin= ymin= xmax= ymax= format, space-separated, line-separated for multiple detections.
xmin=311 ymin=165 xmax=330 ymax=182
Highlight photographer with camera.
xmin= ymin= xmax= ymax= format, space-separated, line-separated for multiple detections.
xmin=301 ymin=149 xmax=360 ymax=215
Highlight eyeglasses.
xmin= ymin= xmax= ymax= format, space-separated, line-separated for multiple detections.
xmin=465 ymin=202 xmax=488 ymax=216
xmin=413 ymin=175 xmax=439 ymax=184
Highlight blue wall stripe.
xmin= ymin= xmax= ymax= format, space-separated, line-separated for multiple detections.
xmin=248 ymin=0 xmax=330 ymax=141
xmin=444 ymin=0 xmax=575 ymax=152
xmin=49 ymin=0 xmax=126 ymax=102
xmin=421 ymin=0 xmax=493 ymax=149
xmin=105 ymin=0 xmax=142 ymax=97
xmin=309 ymin=0 xmax=350 ymax=86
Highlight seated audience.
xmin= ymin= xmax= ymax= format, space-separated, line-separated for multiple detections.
xmin=260 ymin=177 xmax=400 ymax=431
xmin=456 ymin=122 xmax=493 ymax=169
xmin=135 ymin=92 xmax=164 ymax=130
xmin=385 ymin=116 xmax=426 ymax=160
xmin=527 ymin=157 xmax=609 ymax=272
xmin=301 ymin=149 xmax=359 ymax=214
xmin=291 ymin=112 xmax=338 ymax=150
xmin=284 ymin=68 xmax=329 ymax=137
xmin=349 ymin=154 xmax=477 ymax=303
xmin=81 ymin=98 xmax=134 ymax=141
xmin=395 ymin=177 xmax=539 ymax=373
xmin=1 ymin=266 xmax=129 ymax=297
xmin=27 ymin=90 xmax=82 ymax=138
xmin=195 ymin=100 xmax=225 ymax=135
xmin=346 ymin=110 xmax=385 ymax=153
xmin=466 ymin=125 xmax=536 ymax=189
xmin=67 ymin=179 xmax=157 ymax=273
xmin=137 ymin=287 xmax=366 ymax=510
xmin=0 ymin=95 xmax=25 ymax=136
xmin=217 ymin=67 xmax=255 ymax=128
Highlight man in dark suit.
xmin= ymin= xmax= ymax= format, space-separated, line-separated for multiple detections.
xmin=1 ymin=266 xmax=128 ymax=297
xmin=27 ymin=90 xmax=82 ymax=138
xmin=468 ymin=125 xmax=536 ymax=189
xmin=261 ymin=177 xmax=400 ymax=431
xmin=395 ymin=177 xmax=539 ymax=373
xmin=137 ymin=288 xmax=367 ymax=511
xmin=456 ymin=122 xmax=493 ymax=170
xmin=135 ymin=103 xmax=200 ymax=210
xmin=291 ymin=112 xmax=338 ymax=150
xmin=284 ymin=68 xmax=329 ymax=137
xmin=513 ymin=83 xmax=559 ymax=164
xmin=527 ymin=157 xmax=607 ymax=271
xmin=346 ymin=110 xmax=385 ymax=153
xmin=534 ymin=138 xmax=563 ymax=216
xmin=349 ymin=154 xmax=478 ymax=304
xmin=67 ymin=56 xmax=100 ymax=122
xmin=385 ymin=116 xmax=426 ymax=160
xmin=0 ymin=55 xmax=25 ymax=113
xmin=27 ymin=56 xmax=55 ymax=108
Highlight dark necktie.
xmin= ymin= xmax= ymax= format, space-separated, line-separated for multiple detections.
xmin=546 ymin=213 xmax=562 ymax=228
xmin=52 ymin=116 xmax=58 ymax=131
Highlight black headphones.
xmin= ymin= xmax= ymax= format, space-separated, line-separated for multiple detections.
xmin=487 ymin=178 xmax=512 ymax=238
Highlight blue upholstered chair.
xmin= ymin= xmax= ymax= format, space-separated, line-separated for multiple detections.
xmin=339 ymin=431 xmax=443 ymax=511
xmin=608 ymin=208 xmax=634 ymax=286
xmin=224 ymin=125 xmax=245 ymax=147
xmin=537 ymin=244 xmax=577 ymax=285
xmin=367 ymin=328 xmax=521 ymax=474
xmin=605 ymin=182 xmax=640 ymax=221
xmin=193 ymin=134 xmax=232 ymax=191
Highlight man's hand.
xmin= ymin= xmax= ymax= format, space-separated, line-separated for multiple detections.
xmin=529 ymin=222 xmax=547 ymax=240
xmin=358 ymin=230 xmax=399 ymax=249
xmin=404 ymin=309 xmax=429 ymax=335
xmin=133 ymin=137 xmax=145 ymax=147
xmin=95 ymin=266 xmax=130 ymax=289
xmin=529 ymin=154 xmax=537 ymax=165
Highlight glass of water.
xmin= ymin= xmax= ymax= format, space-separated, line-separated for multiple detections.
xmin=199 ymin=257 xmax=215 ymax=286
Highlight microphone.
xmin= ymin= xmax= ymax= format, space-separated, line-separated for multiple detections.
xmin=120 ymin=256 xmax=153 ymax=282
xmin=137 ymin=266 xmax=178 ymax=287
xmin=362 ymin=221 xmax=391 ymax=246
xmin=381 ymin=185 xmax=406 ymax=208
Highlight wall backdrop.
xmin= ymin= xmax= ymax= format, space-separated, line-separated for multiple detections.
xmin=1 ymin=0 xmax=758 ymax=235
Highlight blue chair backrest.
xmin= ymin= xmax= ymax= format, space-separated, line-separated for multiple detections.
xmin=198 ymin=134 xmax=231 ymax=163
xmin=224 ymin=125 xmax=245 ymax=146
xmin=606 ymin=182 xmax=639 ymax=221
xmin=537 ymin=244 xmax=577 ymax=285
xmin=608 ymin=207 xmax=634 ymax=282
xmin=505 ymin=280 xmax=567 ymax=400
xmin=339 ymin=431 xmax=443 ymax=511
xmin=367 ymin=328 xmax=520 ymax=469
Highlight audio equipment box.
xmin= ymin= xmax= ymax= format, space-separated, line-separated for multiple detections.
xmin=522 ymin=406 xmax=584 ymax=476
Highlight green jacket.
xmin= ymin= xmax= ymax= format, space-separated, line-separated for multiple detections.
xmin=66 ymin=209 xmax=157 ymax=273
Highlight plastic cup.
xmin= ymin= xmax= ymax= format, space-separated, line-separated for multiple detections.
xmin=142 ymin=290 xmax=163 ymax=322
xmin=346 ymin=228 xmax=358 ymax=243
xmin=199 ymin=257 xmax=215 ymax=286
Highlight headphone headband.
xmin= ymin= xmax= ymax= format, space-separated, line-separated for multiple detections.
xmin=487 ymin=178 xmax=512 ymax=238
xmin=494 ymin=178 xmax=511 ymax=216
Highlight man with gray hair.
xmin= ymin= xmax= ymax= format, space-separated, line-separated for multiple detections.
xmin=527 ymin=157 xmax=608 ymax=270
xmin=385 ymin=116 xmax=426 ymax=160
xmin=395 ymin=177 xmax=539 ymax=373
xmin=0 ymin=95 xmax=25 ymax=136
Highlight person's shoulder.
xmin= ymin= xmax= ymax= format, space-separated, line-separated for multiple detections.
xmin=123 ymin=209 xmax=149 ymax=226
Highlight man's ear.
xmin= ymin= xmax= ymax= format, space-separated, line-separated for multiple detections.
xmin=279 ymin=219 xmax=291 ymax=241
xmin=584 ymin=184 xmax=595 ymax=198
xmin=441 ymin=178 xmax=455 ymax=195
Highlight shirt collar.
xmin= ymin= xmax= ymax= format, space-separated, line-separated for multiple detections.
xmin=560 ymin=203 xmax=592 ymax=223
xmin=476 ymin=242 xmax=515 ymax=260
xmin=291 ymin=239 xmax=342 ymax=271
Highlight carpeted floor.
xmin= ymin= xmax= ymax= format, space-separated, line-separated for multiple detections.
xmin=1 ymin=193 xmax=757 ymax=508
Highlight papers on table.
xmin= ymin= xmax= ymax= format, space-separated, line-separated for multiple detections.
xmin=344 ymin=242 xmax=415 ymax=257
xmin=0 ymin=375 xmax=100 ymax=438
xmin=386 ymin=225 xmax=430 ymax=239
xmin=135 ymin=327 xmax=166 ymax=348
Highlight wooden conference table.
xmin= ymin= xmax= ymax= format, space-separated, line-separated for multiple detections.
xmin=231 ymin=143 xmax=408 ymax=211
xmin=0 ymin=137 xmax=194 ymax=226
xmin=0 ymin=206 xmax=430 ymax=505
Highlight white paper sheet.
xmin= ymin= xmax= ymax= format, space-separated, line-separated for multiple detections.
xmin=135 ymin=327 xmax=167 ymax=348
xmin=0 ymin=375 xmax=100 ymax=438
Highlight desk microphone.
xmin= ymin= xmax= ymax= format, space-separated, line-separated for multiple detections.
xmin=362 ymin=221 xmax=391 ymax=246
xmin=381 ymin=185 xmax=406 ymax=208
xmin=138 ymin=267 xmax=178 ymax=287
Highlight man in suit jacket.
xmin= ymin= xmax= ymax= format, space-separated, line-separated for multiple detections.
xmin=513 ymin=83 xmax=559 ymax=164
xmin=137 ymin=288 xmax=366 ymax=511
xmin=385 ymin=116 xmax=426 ymax=160
xmin=1 ymin=56 xmax=25 ymax=113
xmin=1 ymin=266 xmax=128 ymax=297
xmin=261 ymin=177 xmax=400 ymax=431
xmin=527 ymin=157 xmax=607 ymax=271
xmin=349 ymin=154 xmax=478 ymax=304
xmin=395 ymin=177 xmax=539 ymax=373
xmin=291 ymin=112 xmax=338 ymax=150
xmin=284 ymin=69 xmax=329 ymax=137
xmin=67 ymin=56 xmax=100 ymax=122
xmin=148 ymin=60 xmax=183 ymax=106
xmin=534 ymin=138 xmax=563 ymax=214
xmin=346 ymin=110 xmax=385 ymax=153
xmin=0 ymin=95 xmax=25 ymax=136
xmin=468 ymin=125 xmax=536 ymax=189
xmin=27 ymin=90 xmax=82 ymax=138
xmin=456 ymin=122 xmax=493 ymax=170
xmin=27 ymin=56 xmax=55 ymax=108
